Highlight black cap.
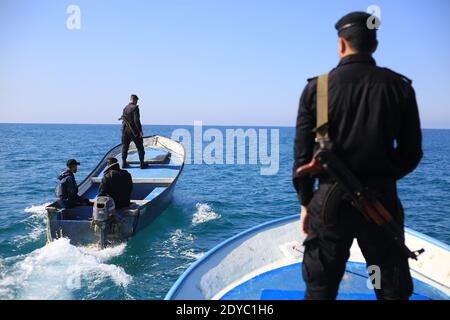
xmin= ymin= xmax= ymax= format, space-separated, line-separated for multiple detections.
xmin=66 ymin=159 xmax=80 ymax=167
xmin=335 ymin=11 xmax=379 ymax=34
xmin=130 ymin=94 xmax=139 ymax=101
xmin=106 ymin=157 xmax=118 ymax=166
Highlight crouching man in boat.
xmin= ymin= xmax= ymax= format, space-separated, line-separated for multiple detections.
xmin=292 ymin=12 xmax=422 ymax=300
xmin=56 ymin=159 xmax=91 ymax=208
xmin=120 ymin=94 xmax=148 ymax=169
xmin=98 ymin=157 xmax=133 ymax=209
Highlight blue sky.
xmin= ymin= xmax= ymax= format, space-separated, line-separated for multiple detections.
xmin=1 ymin=0 xmax=449 ymax=128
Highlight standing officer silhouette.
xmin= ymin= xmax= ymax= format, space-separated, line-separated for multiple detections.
xmin=120 ymin=94 xmax=148 ymax=169
xmin=293 ymin=12 xmax=422 ymax=300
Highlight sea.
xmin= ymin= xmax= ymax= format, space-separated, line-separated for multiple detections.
xmin=0 ymin=124 xmax=448 ymax=300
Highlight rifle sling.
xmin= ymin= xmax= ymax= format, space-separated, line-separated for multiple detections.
xmin=121 ymin=116 xmax=140 ymax=139
xmin=316 ymin=73 xmax=329 ymax=140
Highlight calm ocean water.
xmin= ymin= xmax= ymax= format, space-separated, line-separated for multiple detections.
xmin=0 ymin=124 xmax=448 ymax=300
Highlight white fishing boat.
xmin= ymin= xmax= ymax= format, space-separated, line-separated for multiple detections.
xmin=166 ymin=214 xmax=449 ymax=300
xmin=46 ymin=135 xmax=185 ymax=248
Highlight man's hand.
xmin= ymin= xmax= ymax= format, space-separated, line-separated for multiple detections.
xmin=300 ymin=205 xmax=309 ymax=235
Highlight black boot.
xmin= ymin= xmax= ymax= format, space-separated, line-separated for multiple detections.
xmin=140 ymin=162 xmax=148 ymax=169
xmin=122 ymin=159 xmax=129 ymax=168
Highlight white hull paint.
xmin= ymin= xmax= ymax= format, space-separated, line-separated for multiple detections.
xmin=167 ymin=215 xmax=449 ymax=300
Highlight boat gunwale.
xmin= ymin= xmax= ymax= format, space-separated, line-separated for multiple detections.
xmin=165 ymin=214 xmax=450 ymax=300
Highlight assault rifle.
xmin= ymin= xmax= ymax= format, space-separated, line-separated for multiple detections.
xmin=296 ymin=146 xmax=424 ymax=260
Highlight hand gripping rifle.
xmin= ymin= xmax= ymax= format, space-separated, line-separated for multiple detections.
xmin=119 ymin=115 xmax=142 ymax=140
xmin=296 ymin=74 xmax=424 ymax=260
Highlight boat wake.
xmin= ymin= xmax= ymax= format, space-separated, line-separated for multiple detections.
xmin=0 ymin=238 xmax=131 ymax=300
xmin=192 ymin=203 xmax=221 ymax=226
xmin=13 ymin=203 xmax=51 ymax=246
xmin=170 ymin=229 xmax=194 ymax=245
xmin=181 ymin=249 xmax=204 ymax=260
xmin=24 ymin=203 xmax=51 ymax=215
xmin=157 ymin=229 xmax=203 ymax=262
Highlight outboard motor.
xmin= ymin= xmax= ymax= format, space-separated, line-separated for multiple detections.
xmin=93 ymin=196 xmax=115 ymax=222
xmin=93 ymin=196 xmax=115 ymax=248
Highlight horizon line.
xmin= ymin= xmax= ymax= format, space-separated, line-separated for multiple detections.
xmin=0 ymin=121 xmax=449 ymax=130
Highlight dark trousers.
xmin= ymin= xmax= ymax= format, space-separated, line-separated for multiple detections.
xmin=302 ymin=182 xmax=414 ymax=300
xmin=121 ymin=129 xmax=145 ymax=164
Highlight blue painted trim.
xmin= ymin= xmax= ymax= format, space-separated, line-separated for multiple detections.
xmin=220 ymin=261 xmax=445 ymax=300
xmin=165 ymin=214 xmax=450 ymax=300
xmin=144 ymin=187 xmax=167 ymax=201
xmin=78 ymin=134 xmax=174 ymax=186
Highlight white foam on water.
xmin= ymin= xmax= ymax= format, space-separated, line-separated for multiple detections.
xmin=182 ymin=249 xmax=204 ymax=260
xmin=157 ymin=229 xmax=195 ymax=259
xmin=13 ymin=203 xmax=52 ymax=245
xmin=0 ymin=238 xmax=131 ymax=300
xmin=192 ymin=203 xmax=221 ymax=226
xmin=169 ymin=229 xmax=194 ymax=247
xmin=24 ymin=203 xmax=51 ymax=216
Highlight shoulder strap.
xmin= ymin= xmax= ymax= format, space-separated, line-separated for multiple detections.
xmin=316 ymin=73 xmax=329 ymax=141
xmin=382 ymin=67 xmax=412 ymax=85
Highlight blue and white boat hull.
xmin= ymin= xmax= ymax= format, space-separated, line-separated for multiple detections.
xmin=166 ymin=215 xmax=449 ymax=300
xmin=46 ymin=135 xmax=185 ymax=248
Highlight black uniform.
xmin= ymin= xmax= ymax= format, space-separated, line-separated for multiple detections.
xmin=98 ymin=163 xmax=133 ymax=209
xmin=121 ymin=103 xmax=145 ymax=165
xmin=55 ymin=170 xmax=86 ymax=208
xmin=293 ymin=54 xmax=423 ymax=300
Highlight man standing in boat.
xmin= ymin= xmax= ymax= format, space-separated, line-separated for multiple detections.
xmin=120 ymin=94 xmax=148 ymax=169
xmin=292 ymin=12 xmax=422 ymax=300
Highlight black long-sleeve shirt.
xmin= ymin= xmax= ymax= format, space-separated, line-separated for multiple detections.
xmin=98 ymin=163 xmax=133 ymax=209
xmin=56 ymin=170 xmax=84 ymax=208
xmin=293 ymin=54 xmax=423 ymax=206
xmin=122 ymin=103 xmax=143 ymax=136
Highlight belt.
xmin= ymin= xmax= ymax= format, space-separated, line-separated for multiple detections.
xmin=319 ymin=176 xmax=396 ymax=188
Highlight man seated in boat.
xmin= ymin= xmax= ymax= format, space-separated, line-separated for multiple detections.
xmin=97 ymin=157 xmax=133 ymax=209
xmin=56 ymin=159 xmax=91 ymax=208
